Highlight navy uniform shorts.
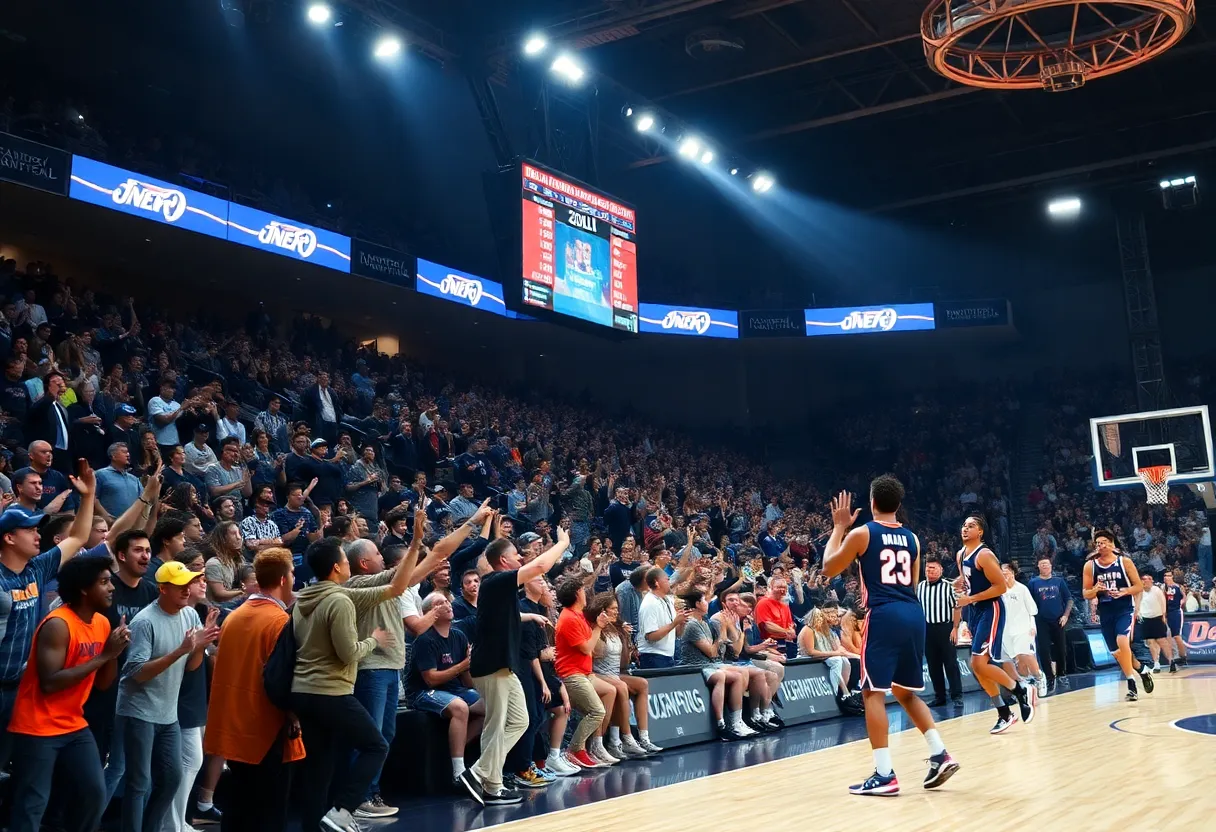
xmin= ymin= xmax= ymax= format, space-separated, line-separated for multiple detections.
xmin=860 ymin=602 xmax=925 ymax=693
xmin=969 ymin=598 xmax=1007 ymax=663
xmin=1099 ymin=602 xmax=1135 ymax=651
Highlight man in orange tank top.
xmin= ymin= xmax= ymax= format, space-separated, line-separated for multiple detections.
xmin=8 ymin=554 xmax=130 ymax=832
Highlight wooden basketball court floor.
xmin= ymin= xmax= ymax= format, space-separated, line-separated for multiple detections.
xmin=480 ymin=668 xmax=1215 ymax=832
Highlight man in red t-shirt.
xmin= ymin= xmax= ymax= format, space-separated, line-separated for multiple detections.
xmin=553 ymin=577 xmax=613 ymax=769
xmin=755 ymin=576 xmax=797 ymax=658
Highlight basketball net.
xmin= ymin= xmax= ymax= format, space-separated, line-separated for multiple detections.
xmin=1137 ymin=465 xmax=1172 ymax=505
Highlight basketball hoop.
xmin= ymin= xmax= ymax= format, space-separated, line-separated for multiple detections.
xmin=1137 ymin=465 xmax=1173 ymax=504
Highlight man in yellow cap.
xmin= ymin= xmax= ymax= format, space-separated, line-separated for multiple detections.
xmin=116 ymin=560 xmax=219 ymax=832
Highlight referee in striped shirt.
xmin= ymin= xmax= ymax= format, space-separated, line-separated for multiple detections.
xmin=917 ymin=558 xmax=963 ymax=707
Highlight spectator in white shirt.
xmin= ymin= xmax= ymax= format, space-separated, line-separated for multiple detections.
xmin=147 ymin=380 xmax=189 ymax=459
xmin=636 ymin=567 xmax=688 ymax=669
xmin=216 ymin=400 xmax=246 ymax=446
xmin=183 ymin=425 xmax=218 ymax=477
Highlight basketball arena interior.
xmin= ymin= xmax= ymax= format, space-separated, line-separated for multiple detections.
xmin=0 ymin=1 xmax=1214 ymax=831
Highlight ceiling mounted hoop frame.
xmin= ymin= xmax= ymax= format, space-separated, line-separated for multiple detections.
xmin=920 ymin=0 xmax=1195 ymax=90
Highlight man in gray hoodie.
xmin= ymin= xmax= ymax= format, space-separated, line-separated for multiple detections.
xmin=289 ymin=535 xmax=419 ymax=832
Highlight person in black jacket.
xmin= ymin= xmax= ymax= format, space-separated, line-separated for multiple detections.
xmin=24 ymin=370 xmax=72 ymax=473
xmin=68 ymin=381 xmax=109 ymax=470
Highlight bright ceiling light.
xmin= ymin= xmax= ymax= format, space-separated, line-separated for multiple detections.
xmin=307 ymin=3 xmax=332 ymax=25
xmin=373 ymin=34 xmax=402 ymax=60
xmin=730 ymin=168 xmax=739 ymax=176
xmin=550 ymin=53 xmax=585 ymax=84
xmin=752 ymin=173 xmax=775 ymax=193
xmin=678 ymin=137 xmax=701 ymax=158
xmin=1046 ymin=196 xmax=1081 ymax=218
xmin=523 ymin=34 xmax=548 ymax=56
xmin=700 ymin=150 xmax=714 ymax=165
xmin=1159 ymin=180 xmax=1172 ymax=189
xmin=635 ymin=113 xmax=655 ymax=132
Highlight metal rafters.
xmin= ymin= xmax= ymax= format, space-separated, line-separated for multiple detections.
xmin=920 ymin=0 xmax=1195 ymax=89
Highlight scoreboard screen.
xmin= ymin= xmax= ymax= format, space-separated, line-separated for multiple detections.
xmin=521 ymin=162 xmax=638 ymax=333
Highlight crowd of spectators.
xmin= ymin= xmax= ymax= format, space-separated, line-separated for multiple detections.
xmin=1 ymin=85 xmax=1215 ymax=828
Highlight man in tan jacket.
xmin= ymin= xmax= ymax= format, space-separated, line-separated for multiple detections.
xmin=289 ymin=535 xmax=418 ymax=832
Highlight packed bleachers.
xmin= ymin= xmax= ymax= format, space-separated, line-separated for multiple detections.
xmin=1 ymin=87 xmax=1214 ymax=828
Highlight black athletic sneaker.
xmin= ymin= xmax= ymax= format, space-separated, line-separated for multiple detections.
xmin=766 ymin=713 xmax=785 ymax=729
xmin=989 ymin=713 xmax=1017 ymax=734
xmin=923 ymin=752 xmax=960 ymax=789
xmin=1169 ymin=660 xmax=1178 ymax=674
xmin=1137 ymin=664 xmax=1155 ymax=694
xmin=484 ymin=788 xmax=524 ymax=806
xmin=458 ymin=769 xmax=487 ymax=806
xmin=1126 ymin=678 xmax=1138 ymax=701
xmin=1014 ymin=683 xmax=1036 ymax=724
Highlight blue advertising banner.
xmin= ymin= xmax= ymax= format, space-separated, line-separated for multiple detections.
xmin=2 ymin=133 xmax=71 ymax=195
xmin=804 ymin=302 xmax=936 ymax=337
xmin=415 ymin=258 xmax=508 ymax=316
xmin=226 ymin=203 xmax=351 ymax=272
xmin=638 ymin=303 xmax=739 ymax=339
xmin=69 ymin=156 xmax=229 ymax=238
xmin=935 ymin=298 xmax=1010 ymax=329
xmin=739 ymin=309 xmax=805 ymax=339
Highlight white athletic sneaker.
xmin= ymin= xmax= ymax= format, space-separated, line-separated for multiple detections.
xmin=1035 ymin=675 xmax=1048 ymax=699
xmin=620 ymin=735 xmax=651 ymax=757
xmin=589 ymin=743 xmax=620 ymax=766
xmin=547 ymin=755 xmax=582 ymax=777
xmin=732 ymin=719 xmax=758 ymax=738
xmin=638 ymin=736 xmax=664 ymax=753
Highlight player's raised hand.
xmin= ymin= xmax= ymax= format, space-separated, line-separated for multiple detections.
xmin=829 ymin=491 xmax=859 ymax=530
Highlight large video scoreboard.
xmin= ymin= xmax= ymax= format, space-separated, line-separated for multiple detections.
xmin=521 ymin=161 xmax=638 ymax=333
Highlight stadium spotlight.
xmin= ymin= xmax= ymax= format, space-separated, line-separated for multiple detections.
xmin=306 ymin=3 xmax=332 ymax=25
xmin=373 ymin=34 xmax=403 ymax=60
xmin=730 ymin=167 xmax=739 ymax=176
xmin=550 ymin=53 xmax=585 ymax=84
xmin=700 ymin=149 xmax=715 ymax=165
xmin=1159 ymin=175 xmax=1200 ymax=209
xmin=523 ymin=34 xmax=548 ymax=56
xmin=678 ymin=136 xmax=701 ymax=158
xmin=751 ymin=173 xmax=775 ymax=193
xmin=635 ymin=113 xmax=655 ymax=133
xmin=622 ymin=105 xmax=634 ymax=118
xmin=1046 ymin=196 xmax=1081 ymax=218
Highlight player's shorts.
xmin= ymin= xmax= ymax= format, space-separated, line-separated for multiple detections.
xmin=1098 ymin=603 xmax=1135 ymax=651
xmin=969 ymin=599 xmax=1007 ymax=662
xmin=1166 ymin=608 xmax=1184 ymax=637
xmin=1002 ymin=626 xmax=1034 ymax=659
xmin=1141 ymin=615 xmax=1169 ymax=640
xmin=859 ymin=602 xmax=925 ymax=693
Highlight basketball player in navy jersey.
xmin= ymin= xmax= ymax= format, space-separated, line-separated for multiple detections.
xmin=1163 ymin=569 xmax=1188 ymax=672
xmin=955 ymin=515 xmax=1035 ymax=734
xmin=1082 ymin=529 xmax=1155 ymax=700
xmin=823 ymin=475 xmax=959 ymax=797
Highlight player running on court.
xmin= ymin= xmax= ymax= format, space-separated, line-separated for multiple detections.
xmin=1082 ymin=529 xmax=1155 ymax=700
xmin=823 ymin=475 xmax=959 ymax=797
xmin=1163 ymin=570 xmax=1188 ymax=672
xmin=955 ymin=515 xmax=1035 ymax=734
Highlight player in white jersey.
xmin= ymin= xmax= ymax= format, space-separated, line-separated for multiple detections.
xmin=999 ymin=564 xmax=1046 ymax=698
xmin=1137 ymin=574 xmax=1172 ymax=672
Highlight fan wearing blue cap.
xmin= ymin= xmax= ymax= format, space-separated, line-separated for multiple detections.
xmin=0 ymin=460 xmax=97 ymax=766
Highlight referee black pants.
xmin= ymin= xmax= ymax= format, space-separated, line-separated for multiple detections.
xmin=924 ymin=622 xmax=962 ymax=701
xmin=1035 ymin=616 xmax=1068 ymax=683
